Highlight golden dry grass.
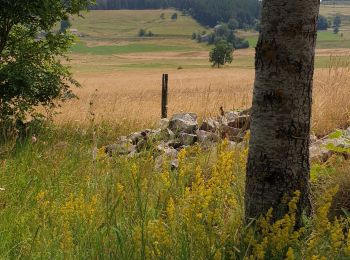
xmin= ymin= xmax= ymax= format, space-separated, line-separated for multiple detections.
xmin=55 ymin=63 xmax=350 ymax=136
xmin=313 ymin=59 xmax=350 ymax=135
xmin=56 ymin=68 xmax=253 ymax=128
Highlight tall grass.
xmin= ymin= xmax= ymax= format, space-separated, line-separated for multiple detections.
xmin=1 ymin=125 xmax=350 ymax=258
xmin=312 ymin=56 xmax=350 ymax=135
xmin=55 ymin=63 xmax=350 ymax=136
xmin=1 ymin=56 xmax=350 ymax=258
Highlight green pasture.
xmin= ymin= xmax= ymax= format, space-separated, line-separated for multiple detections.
xmin=71 ymin=9 xmax=207 ymax=40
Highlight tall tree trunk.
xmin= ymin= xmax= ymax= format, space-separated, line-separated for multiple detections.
xmin=245 ymin=0 xmax=320 ymax=222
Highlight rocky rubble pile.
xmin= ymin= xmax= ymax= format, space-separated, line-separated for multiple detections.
xmin=105 ymin=109 xmax=251 ymax=168
xmin=104 ymin=109 xmax=350 ymax=167
xmin=310 ymin=128 xmax=350 ymax=163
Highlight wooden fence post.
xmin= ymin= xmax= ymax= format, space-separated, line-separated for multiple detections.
xmin=161 ymin=74 xmax=168 ymax=119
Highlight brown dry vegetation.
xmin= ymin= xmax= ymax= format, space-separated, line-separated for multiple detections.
xmin=55 ymin=61 xmax=350 ymax=136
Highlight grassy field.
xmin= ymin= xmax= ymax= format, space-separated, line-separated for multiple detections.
xmin=72 ymin=9 xmax=207 ymax=40
xmin=59 ymin=8 xmax=350 ymax=136
xmin=66 ymin=8 xmax=350 ymax=74
xmin=1 ymin=7 xmax=350 ymax=260
xmin=56 ymin=63 xmax=350 ymax=136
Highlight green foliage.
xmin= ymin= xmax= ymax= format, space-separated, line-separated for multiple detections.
xmin=333 ymin=15 xmax=342 ymax=34
xmin=334 ymin=26 xmax=340 ymax=34
xmin=209 ymin=40 xmax=233 ymax=68
xmin=329 ymin=130 xmax=343 ymax=139
xmin=228 ymin=18 xmax=239 ymax=30
xmin=317 ymin=15 xmax=329 ymax=31
xmin=138 ymin=28 xmax=146 ymax=37
xmin=205 ymin=23 xmax=249 ymax=50
xmin=171 ymin=13 xmax=178 ymax=20
xmin=334 ymin=15 xmax=342 ymax=28
xmin=0 ymin=0 xmax=93 ymax=127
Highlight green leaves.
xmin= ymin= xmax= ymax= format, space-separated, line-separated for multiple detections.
xmin=329 ymin=130 xmax=343 ymax=139
xmin=0 ymin=0 xmax=92 ymax=127
xmin=209 ymin=40 xmax=233 ymax=68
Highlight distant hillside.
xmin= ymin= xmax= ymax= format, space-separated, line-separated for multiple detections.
xmin=91 ymin=0 xmax=260 ymax=28
xmin=71 ymin=9 xmax=207 ymax=39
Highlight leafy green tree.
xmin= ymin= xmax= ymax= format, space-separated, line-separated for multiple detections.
xmin=333 ymin=15 xmax=341 ymax=34
xmin=317 ymin=15 xmax=328 ymax=31
xmin=0 ymin=0 xmax=93 ymax=127
xmin=334 ymin=15 xmax=341 ymax=28
xmin=334 ymin=26 xmax=339 ymax=34
xmin=171 ymin=13 xmax=178 ymax=20
xmin=209 ymin=40 xmax=233 ymax=68
xmin=138 ymin=28 xmax=146 ymax=37
xmin=228 ymin=18 xmax=239 ymax=30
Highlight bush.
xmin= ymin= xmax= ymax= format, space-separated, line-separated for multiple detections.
xmin=138 ymin=28 xmax=146 ymax=37
xmin=317 ymin=15 xmax=329 ymax=31
xmin=171 ymin=13 xmax=178 ymax=20
xmin=235 ymin=39 xmax=250 ymax=49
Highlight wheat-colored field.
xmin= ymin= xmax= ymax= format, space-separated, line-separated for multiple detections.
xmin=56 ymin=61 xmax=350 ymax=136
xmin=55 ymin=8 xmax=350 ymax=136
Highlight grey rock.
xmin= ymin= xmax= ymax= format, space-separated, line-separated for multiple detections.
xmin=169 ymin=113 xmax=198 ymax=134
xmin=221 ymin=125 xmax=242 ymax=141
xmin=155 ymin=146 xmax=179 ymax=170
xmin=159 ymin=118 xmax=170 ymax=130
xmin=106 ymin=137 xmax=136 ymax=156
xmin=200 ymin=118 xmax=220 ymax=132
xmin=129 ymin=132 xmax=143 ymax=145
xmin=227 ymin=115 xmax=250 ymax=130
xmin=323 ymin=137 xmax=350 ymax=149
xmin=148 ymin=129 xmax=162 ymax=140
xmin=310 ymin=134 xmax=318 ymax=144
xmin=160 ymin=128 xmax=175 ymax=141
xmin=171 ymin=159 xmax=179 ymax=169
xmin=309 ymin=144 xmax=333 ymax=163
xmin=197 ymin=130 xmax=219 ymax=147
xmin=224 ymin=111 xmax=239 ymax=123
xmin=179 ymin=133 xmax=197 ymax=146
xmin=345 ymin=127 xmax=350 ymax=138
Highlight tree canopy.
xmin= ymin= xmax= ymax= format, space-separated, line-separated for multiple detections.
xmin=0 ymin=0 xmax=93 ymax=126
xmin=209 ymin=40 xmax=233 ymax=68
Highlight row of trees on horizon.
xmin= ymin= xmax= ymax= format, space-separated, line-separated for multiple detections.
xmin=91 ymin=0 xmax=261 ymax=28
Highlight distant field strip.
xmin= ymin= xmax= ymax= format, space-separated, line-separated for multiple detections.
xmin=71 ymin=42 xmax=193 ymax=55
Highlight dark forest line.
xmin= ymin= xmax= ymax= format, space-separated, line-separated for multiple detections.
xmin=91 ymin=0 xmax=261 ymax=28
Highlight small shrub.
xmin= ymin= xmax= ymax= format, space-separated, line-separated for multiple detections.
xmin=171 ymin=13 xmax=178 ymax=20
xmin=138 ymin=28 xmax=146 ymax=37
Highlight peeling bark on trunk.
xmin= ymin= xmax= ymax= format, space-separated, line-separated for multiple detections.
xmin=245 ymin=0 xmax=320 ymax=222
